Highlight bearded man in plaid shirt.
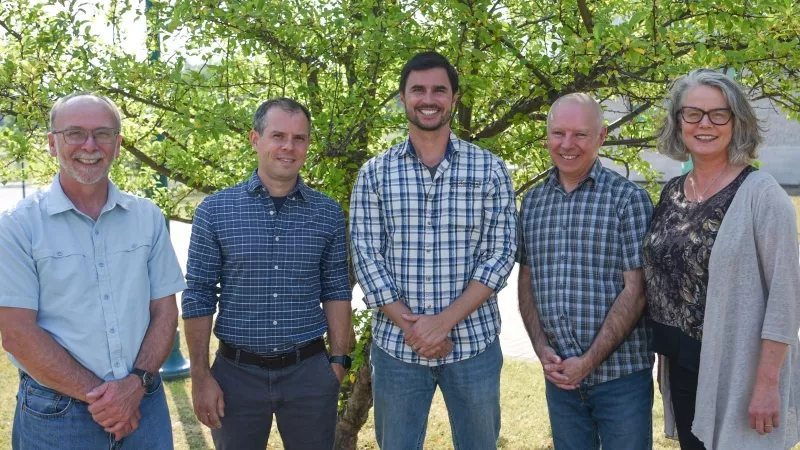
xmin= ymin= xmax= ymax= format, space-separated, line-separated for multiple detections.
xmin=517 ymin=93 xmax=654 ymax=450
xmin=350 ymin=51 xmax=517 ymax=449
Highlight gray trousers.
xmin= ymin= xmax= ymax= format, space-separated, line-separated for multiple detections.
xmin=210 ymin=349 xmax=340 ymax=450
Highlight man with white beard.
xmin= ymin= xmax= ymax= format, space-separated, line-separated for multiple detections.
xmin=0 ymin=93 xmax=185 ymax=449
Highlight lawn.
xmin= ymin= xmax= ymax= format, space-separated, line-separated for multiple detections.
xmin=0 ymin=321 xmax=682 ymax=450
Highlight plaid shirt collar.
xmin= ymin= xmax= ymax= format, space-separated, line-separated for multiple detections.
xmin=245 ymin=169 xmax=310 ymax=201
xmin=391 ymin=132 xmax=460 ymax=161
xmin=546 ymin=157 xmax=605 ymax=193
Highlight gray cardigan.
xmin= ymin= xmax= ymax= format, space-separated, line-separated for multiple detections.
xmin=659 ymin=170 xmax=800 ymax=449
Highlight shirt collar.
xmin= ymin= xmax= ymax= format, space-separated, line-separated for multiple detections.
xmin=394 ymin=131 xmax=460 ymax=160
xmin=546 ymin=157 xmax=604 ymax=190
xmin=46 ymin=173 xmax=132 ymax=216
xmin=246 ymin=169 xmax=309 ymax=201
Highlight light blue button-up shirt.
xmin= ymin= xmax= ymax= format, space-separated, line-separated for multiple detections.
xmin=0 ymin=174 xmax=186 ymax=382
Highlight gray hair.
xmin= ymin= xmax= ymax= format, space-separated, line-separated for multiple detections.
xmin=547 ymin=93 xmax=605 ymax=131
xmin=253 ymin=97 xmax=311 ymax=135
xmin=657 ymin=69 xmax=764 ymax=164
xmin=49 ymin=92 xmax=122 ymax=131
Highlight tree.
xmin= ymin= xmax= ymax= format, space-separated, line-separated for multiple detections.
xmin=2 ymin=0 xmax=799 ymax=446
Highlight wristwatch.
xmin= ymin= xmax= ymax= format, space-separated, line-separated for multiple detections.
xmin=328 ymin=355 xmax=352 ymax=370
xmin=131 ymin=368 xmax=155 ymax=389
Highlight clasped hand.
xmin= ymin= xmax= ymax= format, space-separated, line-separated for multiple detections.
xmin=402 ymin=313 xmax=453 ymax=359
xmin=86 ymin=376 xmax=145 ymax=441
xmin=539 ymin=346 xmax=593 ymax=390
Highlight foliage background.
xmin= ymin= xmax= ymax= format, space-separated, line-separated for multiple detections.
xmin=1 ymin=0 xmax=798 ymax=446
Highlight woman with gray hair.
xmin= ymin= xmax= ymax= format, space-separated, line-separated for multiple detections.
xmin=643 ymin=68 xmax=800 ymax=449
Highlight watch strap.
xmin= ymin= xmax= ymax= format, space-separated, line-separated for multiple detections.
xmin=328 ymin=355 xmax=352 ymax=369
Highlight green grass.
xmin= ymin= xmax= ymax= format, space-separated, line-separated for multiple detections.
xmin=1 ymin=322 xmax=682 ymax=449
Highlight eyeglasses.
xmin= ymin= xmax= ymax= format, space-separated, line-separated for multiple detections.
xmin=52 ymin=128 xmax=119 ymax=145
xmin=678 ymin=107 xmax=733 ymax=125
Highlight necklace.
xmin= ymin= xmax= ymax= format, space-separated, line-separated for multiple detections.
xmin=690 ymin=164 xmax=728 ymax=202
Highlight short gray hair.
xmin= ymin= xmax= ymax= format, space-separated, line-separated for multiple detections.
xmin=49 ymin=92 xmax=122 ymax=131
xmin=253 ymin=97 xmax=311 ymax=135
xmin=656 ymin=69 xmax=764 ymax=164
xmin=547 ymin=93 xmax=605 ymax=131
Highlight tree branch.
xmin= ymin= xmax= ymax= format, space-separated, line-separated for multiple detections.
xmin=0 ymin=18 xmax=23 ymax=41
xmin=603 ymin=137 xmax=656 ymax=146
xmin=577 ymin=0 xmax=594 ymax=33
xmin=122 ymin=142 xmax=216 ymax=194
xmin=515 ymin=169 xmax=550 ymax=196
xmin=606 ymin=102 xmax=652 ymax=133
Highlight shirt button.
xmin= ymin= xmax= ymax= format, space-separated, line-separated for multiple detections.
xmin=274 ymin=265 xmax=279 ymax=270
xmin=425 ymin=276 xmax=432 ymax=281
xmin=98 ymin=262 xmax=105 ymax=268
xmin=427 ymin=194 xmax=434 ymax=200
xmin=273 ymin=293 xmax=278 ymax=298
xmin=426 ymin=220 xmax=432 ymax=226
xmin=274 ymin=348 xmax=278 ymax=352
xmin=114 ymin=362 xmax=120 ymax=368
xmin=559 ymin=284 xmax=565 ymax=290
xmin=104 ymin=294 xmax=109 ymax=300
xmin=94 ymin=230 xmax=100 ymax=235
xmin=56 ymin=251 xmax=63 ymax=256
xmin=130 ymin=244 xmax=137 ymax=249
xmin=110 ymin=328 xmax=116 ymax=333
xmin=273 ymin=320 xmax=278 ymax=325
xmin=560 ymin=254 xmax=566 ymax=261
xmin=270 ymin=211 xmax=275 ymax=215
xmin=426 ymin=248 xmax=432 ymax=253
xmin=275 ymin=237 xmax=280 ymax=241
xmin=560 ymin=316 xmax=566 ymax=321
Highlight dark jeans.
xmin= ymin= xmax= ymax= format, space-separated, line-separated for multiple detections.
xmin=210 ymin=350 xmax=340 ymax=450
xmin=668 ymin=362 xmax=707 ymax=450
xmin=545 ymin=368 xmax=654 ymax=450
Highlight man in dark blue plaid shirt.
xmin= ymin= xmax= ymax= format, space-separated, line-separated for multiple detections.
xmin=182 ymin=98 xmax=352 ymax=449
xmin=351 ymin=52 xmax=517 ymax=449
xmin=517 ymin=94 xmax=654 ymax=450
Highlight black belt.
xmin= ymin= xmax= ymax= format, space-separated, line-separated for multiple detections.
xmin=218 ymin=338 xmax=325 ymax=370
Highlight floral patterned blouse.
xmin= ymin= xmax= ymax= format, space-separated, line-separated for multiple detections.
xmin=643 ymin=166 xmax=755 ymax=369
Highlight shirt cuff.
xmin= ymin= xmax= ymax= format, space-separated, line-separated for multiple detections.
xmin=181 ymin=295 xmax=218 ymax=319
xmin=150 ymin=280 xmax=188 ymax=301
xmin=471 ymin=266 xmax=507 ymax=293
xmin=0 ymin=296 xmax=38 ymax=310
xmin=363 ymin=287 xmax=401 ymax=309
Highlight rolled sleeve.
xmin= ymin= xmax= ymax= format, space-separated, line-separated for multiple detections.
xmin=182 ymin=200 xmax=222 ymax=318
xmin=470 ymin=164 xmax=518 ymax=292
xmin=146 ymin=204 xmax=187 ymax=300
xmin=619 ymin=189 xmax=653 ymax=271
xmin=319 ymin=204 xmax=352 ymax=302
xmin=349 ymin=163 xmax=402 ymax=309
xmin=0 ymin=213 xmax=38 ymax=310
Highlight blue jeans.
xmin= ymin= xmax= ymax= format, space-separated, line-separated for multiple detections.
xmin=545 ymin=368 xmax=653 ymax=450
xmin=371 ymin=338 xmax=503 ymax=450
xmin=12 ymin=372 xmax=173 ymax=450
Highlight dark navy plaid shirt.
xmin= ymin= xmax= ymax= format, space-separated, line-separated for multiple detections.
xmin=182 ymin=170 xmax=351 ymax=355
xmin=517 ymin=159 xmax=654 ymax=385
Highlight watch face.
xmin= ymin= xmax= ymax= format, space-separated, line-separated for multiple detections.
xmin=142 ymin=371 xmax=155 ymax=388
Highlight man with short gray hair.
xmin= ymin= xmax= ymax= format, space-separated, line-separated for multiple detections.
xmin=517 ymin=93 xmax=654 ymax=449
xmin=0 ymin=92 xmax=186 ymax=449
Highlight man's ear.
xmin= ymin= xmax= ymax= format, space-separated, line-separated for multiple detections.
xmin=47 ymin=133 xmax=57 ymax=157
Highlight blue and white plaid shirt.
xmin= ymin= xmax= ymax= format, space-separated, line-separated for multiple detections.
xmin=350 ymin=133 xmax=517 ymax=366
xmin=182 ymin=170 xmax=351 ymax=355
xmin=517 ymin=159 xmax=653 ymax=385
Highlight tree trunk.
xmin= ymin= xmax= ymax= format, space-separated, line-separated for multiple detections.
xmin=334 ymin=336 xmax=373 ymax=450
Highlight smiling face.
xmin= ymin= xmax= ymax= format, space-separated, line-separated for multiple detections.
xmin=250 ymin=107 xmax=310 ymax=188
xmin=680 ymin=85 xmax=733 ymax=161
xmin=400 ymin=67 xmax=457 ymax=132
xmin=48 ymin=96 xmax=121 ymax=188
xmin=546 ymin=101 xmax=606 ymax=186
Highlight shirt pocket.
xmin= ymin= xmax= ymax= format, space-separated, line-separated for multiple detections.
xmin=32 ymin=247 xmax=87 ymax=286
xmin=106 ymin=237 xmax=153 ymax=283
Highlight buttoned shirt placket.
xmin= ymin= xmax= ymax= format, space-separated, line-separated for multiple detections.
xmin=89 ymin=207 xmax=127 ymax=380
